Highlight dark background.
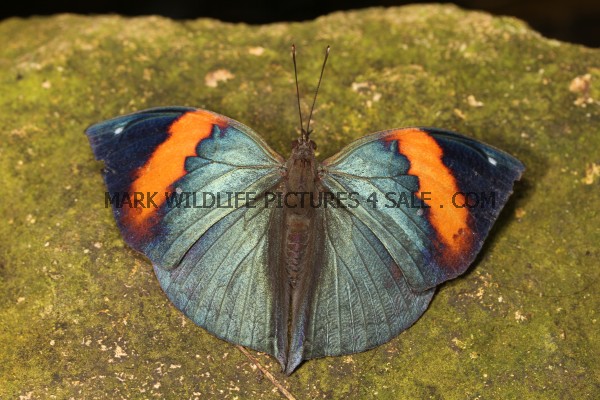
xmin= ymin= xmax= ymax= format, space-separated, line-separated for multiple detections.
xmin=3 ymin=0 xmax=599 ymax=47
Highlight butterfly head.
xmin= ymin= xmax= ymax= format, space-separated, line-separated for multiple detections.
xmin=291 ymin=135 xmax=316 ymax=159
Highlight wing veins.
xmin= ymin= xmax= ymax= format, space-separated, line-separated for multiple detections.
xmin=324 ymin=211 xmax=369 ymax=351
xmin=349 ymin=212 xmax=414 ymax=310
xmin=160 ymin=170 xmax=279 ymax=265
xmin=198 ymin=222 xmax=255 ymax=325
xmin=352 ymin=222 xmax=393 ymax=339
xmin=326 ymin=174 xmax=430 ymax=243
xmin=192 ymin=154 xmax=282 ymax=169
xmin=218 ymin=236 xmax=264 ymax=339
xmin=177 ymin=208 xmax=249 ymax=313
xmin=334 ymin=200 xmax=426 ymax=286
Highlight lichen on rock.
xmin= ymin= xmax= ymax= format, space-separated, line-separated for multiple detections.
xmin=0 ymin=5 xmax=598 ymax=398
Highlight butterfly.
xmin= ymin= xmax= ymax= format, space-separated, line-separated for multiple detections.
xmin=85 ymin=45 xmax=524 ymax=374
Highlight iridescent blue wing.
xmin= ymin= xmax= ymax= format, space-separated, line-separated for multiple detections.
xmin=321 ymin=127 xmax=524 ymax=292
xmin=86 ymin=107 xmax=284 ymax=268
xmin=85 ymin=107 xmax=288 ymax=360
xmin=301 ymin=208 xmax=435 ymax=362
xmin=297 ymin=127 xmax=523 ymax=363
xmin=154 ymin=202 xmax=289 ymax=364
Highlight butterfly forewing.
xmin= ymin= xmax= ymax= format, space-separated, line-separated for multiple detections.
xmin=321 ymin=127 xmax=524 ymax=292
xmin=86 ymin=107 xmax=285 ymax=268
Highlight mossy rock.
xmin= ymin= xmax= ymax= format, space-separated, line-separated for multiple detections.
xmin=1 ymin=4 xmax=599 ymax=398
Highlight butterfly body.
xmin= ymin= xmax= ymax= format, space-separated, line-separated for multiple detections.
xmin=86 ymin=103 xmax=523 ymax=374
xmin=271 ymin=137 xmax=326 ymax=372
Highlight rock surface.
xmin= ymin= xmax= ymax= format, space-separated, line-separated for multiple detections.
xmin=1 ymin=5 xmax=599 ymax=398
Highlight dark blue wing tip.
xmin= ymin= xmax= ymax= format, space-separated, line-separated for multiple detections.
xmin=421 ymin=127 xmax=525 ymax=177
xmin=84 ymin=106 xmax=196 ymax=138
xmin=84 ymin=107 xmax=197 ymax=161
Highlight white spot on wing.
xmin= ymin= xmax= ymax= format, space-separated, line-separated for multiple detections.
xmin=488 ymin=157 xmax=498 ymax=166
xmin=114 ymin=126 xmax=124 ymax=135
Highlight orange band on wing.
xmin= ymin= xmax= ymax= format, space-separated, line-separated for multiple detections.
xmin=124 ymin=110 xmax=227 ymax=231
xmin=386 ymin=128 xmax=472 ymax=261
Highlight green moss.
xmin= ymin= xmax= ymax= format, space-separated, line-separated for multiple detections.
xmin=1 ymin=5 xmax=599 ymax=398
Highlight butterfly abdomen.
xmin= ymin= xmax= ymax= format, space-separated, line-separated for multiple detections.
xmin=284 ymin=214 xmax=312 ymax=288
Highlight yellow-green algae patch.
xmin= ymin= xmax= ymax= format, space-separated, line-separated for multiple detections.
xmin=1 ymin=5 xmax=598 ymax=398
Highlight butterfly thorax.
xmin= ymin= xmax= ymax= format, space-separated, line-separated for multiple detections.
xmin=284 ymin=139 xmax=319 ymax=213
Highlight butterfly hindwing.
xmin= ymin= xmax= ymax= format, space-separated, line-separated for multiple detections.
xmin=321 ymin=127 xmax=524 ymax=292
xmin=154 ymin=203 xmax=288 ymax=362
xmin=302 ymin=207 xmax=435 ymax=360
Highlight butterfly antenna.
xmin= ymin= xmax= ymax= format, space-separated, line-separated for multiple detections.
xmin=305 ymin=45 xmax=330 ymax=139
xmin=292 ymin=44 xmax=306 ymax=140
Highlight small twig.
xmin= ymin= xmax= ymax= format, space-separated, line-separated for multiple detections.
xmin=236 ymin=345 xmax=297 ymax=400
